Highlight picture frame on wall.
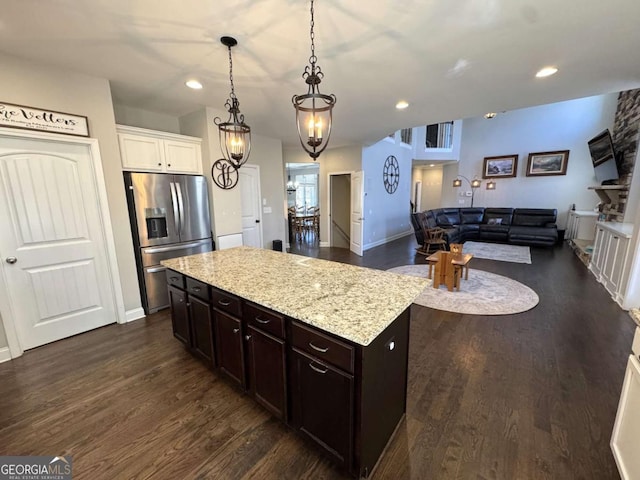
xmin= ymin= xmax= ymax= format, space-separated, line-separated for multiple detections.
xmin=482 ymin=154 xmax=518 ymax=179
xmin=526 ymin=150 xmax=570 ymax=177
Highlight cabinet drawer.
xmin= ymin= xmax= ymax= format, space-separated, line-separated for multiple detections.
xmin=166 ymin=270 xmax=185 ymax=289
xmin=245 ymin=302 xmax=285 ymax=339
xmin=211 ymin=288 xmax=242 ymax=317
xmin=291 ymin=321 xmax=355 ymax=374
xmin=633 ymin=327 xmax=640 ymax=357
xmin=186 ymin=277 xmax=210 ymax=302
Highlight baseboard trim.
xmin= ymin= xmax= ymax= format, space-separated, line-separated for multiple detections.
xmin=125 ymin=307 xmax=146 ymax=323
xmin=364 ymin=229 xmax=413 ymax=251
xmin=319 ymin=241 xmax=330 ymax=247
xmin=0 ymin=347 xmax=11 ymax=364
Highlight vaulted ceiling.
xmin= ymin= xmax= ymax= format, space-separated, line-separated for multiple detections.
xmin=2 ymin=0 xmax=640 ymax=147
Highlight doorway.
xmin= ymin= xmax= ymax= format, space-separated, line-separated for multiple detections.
xmin=286 ymin=162 xmax=319 ymax=245
xmin=329 ymin=173 xmax=351 ymax=249
xmin=0 ymin=130 xmax=124 ymax=355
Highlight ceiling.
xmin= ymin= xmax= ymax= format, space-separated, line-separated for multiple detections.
xmin=2 ymin=0 xmax=640 ymax=148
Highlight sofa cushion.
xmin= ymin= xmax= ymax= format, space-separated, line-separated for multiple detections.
xmin=512 ymin=208 xmax=557 ymax=227
xmin=483 ymin=208 xmax=514 ymax=225
xmin=436 ymin=208 xmax=461 ymax=227
xmin=479 ymin=224 xmax=510 ymax=235
xmin=508 ymin=225 xmax=558 ymax=246
xmin=460 ymin=208 xmax=485 ymax=225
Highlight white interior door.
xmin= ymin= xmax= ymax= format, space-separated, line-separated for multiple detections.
xmin=0 ymin=136 xmax=117 ymax=350
xmin=350 ymin=170 xmax=364 ymax=256
xmin=239 ymin=165 xmax=263 ymax=248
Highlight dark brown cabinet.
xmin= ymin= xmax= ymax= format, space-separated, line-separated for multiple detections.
xmin=291 ymin=348 xmax=354 ymax=467
xmin=168 ymin=273 xmax=215 ymax=368
xmin=189 ymin=295 xmax=215 ymax=366
xmin=246 ymin=325 xmax=287 ymax=420
xmin=214 ymin=309 xmax=246 ymax=388
xmin=166 ymin=268 xmax=411 ymax=478
xmin=168 ymin=285 xmax=190 ymax=346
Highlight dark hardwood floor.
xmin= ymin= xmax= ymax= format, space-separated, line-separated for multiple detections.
xmin=0 ymin=236 xmax=634 ymax=479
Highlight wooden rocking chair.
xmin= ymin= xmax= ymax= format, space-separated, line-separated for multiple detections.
xmin=419 ymin=226 xmax=447 ymax=255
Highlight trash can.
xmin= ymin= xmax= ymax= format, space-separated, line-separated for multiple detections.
xmin=272 ymin=239 xmax=283 ymax=252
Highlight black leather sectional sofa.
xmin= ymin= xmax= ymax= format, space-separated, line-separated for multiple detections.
xmin=411 ymin=207 xmax=559 ymax=248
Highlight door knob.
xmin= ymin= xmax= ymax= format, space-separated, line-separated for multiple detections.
xmin=255 ymin=219 xmax=260 ymax=223
xmin=5 ymin=257 xmax=17 ymax=264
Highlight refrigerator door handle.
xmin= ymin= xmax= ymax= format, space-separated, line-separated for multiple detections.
xmin=145 ymin=266 xmax=167 ymax=274
xmin=175 ymin=181 xmax=185 ymax=236
xmin=142 ymin=241 xmax=210 ymax=254
xmin=169 ymin=182 xmax=180 ymax=234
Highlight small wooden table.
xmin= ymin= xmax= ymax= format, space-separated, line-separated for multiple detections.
xmin=427 ymin=250 xmax=474 ymax=291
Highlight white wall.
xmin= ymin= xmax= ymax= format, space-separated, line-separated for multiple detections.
xmin=248 ymin=133 xmax=286 ymax=249
xmin=440 ymin=94 xmax=619 ymax=227
xmin=113 ymin=104 xmax=181 ymax=133
xmin=413 ymin=166 xmax=444 ymax=211
xmin=0 ymin=53 xmax=142 ymax=351
xmin=362 ymin=138 xmax=413 ymax=249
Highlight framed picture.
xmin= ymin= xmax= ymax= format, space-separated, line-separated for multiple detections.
xmin=526 ymin=150 xmax=570 ymax=177
xmin=482 ymin=154 xmax=518 ymax=179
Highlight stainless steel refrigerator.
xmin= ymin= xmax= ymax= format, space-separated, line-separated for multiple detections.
xmin=124 ymin=172 xmax=213 ymax=313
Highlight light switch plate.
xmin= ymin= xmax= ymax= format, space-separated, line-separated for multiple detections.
xmin=263 ymin=206 xmax=272 ymax=214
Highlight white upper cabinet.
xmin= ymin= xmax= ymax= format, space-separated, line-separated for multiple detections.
xmin=117 ymin=125 xmax=202 ymax=174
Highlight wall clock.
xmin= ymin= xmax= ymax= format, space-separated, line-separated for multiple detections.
xmin=383 ymin=155 xmax=399 ymax=194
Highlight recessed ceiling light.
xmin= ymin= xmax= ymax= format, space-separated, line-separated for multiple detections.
xmin=396 ymin=100 xmax=409 ymax=110
xmin=430 ymin=164 xmax=435 ymax=167
xmin=535 ymin=66 xmax=558 ymax=78
xmin=484 ymin=112 xmax=497 ymax=119
xmin=185 ymin=80 xmax=203 ymax=90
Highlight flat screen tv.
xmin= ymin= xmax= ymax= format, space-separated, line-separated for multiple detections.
xmin=588 ymin=129 xmax=619 ymax=184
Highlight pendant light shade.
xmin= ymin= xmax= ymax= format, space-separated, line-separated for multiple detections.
xmin=214 ymin=36 xmax=251 ymax=172
xmin=292 ymin=0 xmax=336 ymax=160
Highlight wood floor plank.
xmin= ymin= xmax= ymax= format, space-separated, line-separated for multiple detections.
xmin=0 ymin=238 xmax=634 ymax=479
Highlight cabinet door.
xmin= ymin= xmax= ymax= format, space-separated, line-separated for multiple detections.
xmin=246 ymin=325 xmax=287 ymax=420
xmin=118 ymin=133 xmax=164 ymax=172
xmin=291 ymin=348 xmax=353 ymax=467
xmin=168 ymin=285 xmax=190 ymax=346
xmin=610 ymin=237 xmax=629 ymax=297
xmin=214 ymin=309 xmax=246 ymax=388
xmin=189 ymin=295 xmax=215 ymax=367
xmin=603 ymin=233 xmax=620 ymax=292
xmin=164 ymin=140 xmax=201 ymax=174
xmin=591 ymin=227 xmax=606 ymax=277
xmin=611 ymin=355 xmax=640 ymax=480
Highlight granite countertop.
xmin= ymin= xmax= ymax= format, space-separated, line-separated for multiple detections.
xmin=630 ymin=308 xmax=640 ymax=328
xmin=161 ymin=246 xmax=428 ymax=346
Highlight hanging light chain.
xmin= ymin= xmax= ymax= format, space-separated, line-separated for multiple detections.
xmin=309 ymin=0 xmax=316 ymax=68
xmin=227 ymin=45 xmax=236 ymax=99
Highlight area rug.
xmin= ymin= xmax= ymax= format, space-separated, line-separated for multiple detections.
xmin=387 ymin=265 xmax=538 ymax=315
xmin=462 ymin=241 xmax=531 ymax=264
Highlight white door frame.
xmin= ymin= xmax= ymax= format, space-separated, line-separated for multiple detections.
xmin=0 ymin=127 xmax=126 ymax=359
xmin=327 ymin=171 xmax=352 ymax=247
xmin=240 ymin=164 xmax=264 ymax=247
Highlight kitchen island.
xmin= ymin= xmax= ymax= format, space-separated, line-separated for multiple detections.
xmin=161 ymin=247 xmax=427 ymax=477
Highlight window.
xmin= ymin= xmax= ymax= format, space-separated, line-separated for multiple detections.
xmin=400 ymin=128 xmax=412 ymax=145
xmin=425 ymin=121 xmax=454 ymax=149
xmin=295 ymin=173 xmax=318 ymax=207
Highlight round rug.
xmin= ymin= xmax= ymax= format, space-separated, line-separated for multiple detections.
xmin=387 ymin=265 xmax=539 ymax=315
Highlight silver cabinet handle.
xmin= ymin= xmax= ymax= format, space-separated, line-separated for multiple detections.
xmin=5 ymin=257 xmax=17 ymax=264
xmin=255 ymin=316 xmax=271 ymax=324
xmin=309 ymin=362 xmax=328 ymax=374
xmin=232 ymin=328 xmax=239 ymax=334
xmin=309 ymin=341 xmax=329 ymax=353
xmin=245 ymin=335 xmax=252 ymax=341
xmin=146 ymin=266 xmax=166 ymax=274
xmin=218 ymin=299 xmax=231 ymax=306
xmin=191 ymin=286 xmax=201 ymax=292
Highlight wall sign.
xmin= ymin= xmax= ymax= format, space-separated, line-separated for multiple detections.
xmin=0 ymin=102 xmax=89 ymax=137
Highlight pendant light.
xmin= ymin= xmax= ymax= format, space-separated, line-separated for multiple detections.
xmin=292 ymin=0 xmax=336 ymax=160
xmin=213 ymin=36 xmax=251 ymax=183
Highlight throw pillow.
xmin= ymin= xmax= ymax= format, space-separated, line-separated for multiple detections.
xmin=487 ymin=218 xmax=497 ymax=225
